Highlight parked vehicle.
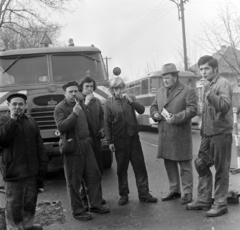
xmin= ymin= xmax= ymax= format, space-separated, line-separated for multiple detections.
xmin=125 ymin=70 xmax=200 ymax=129
xmin=0 ymin=45 xmax=113 ymax=168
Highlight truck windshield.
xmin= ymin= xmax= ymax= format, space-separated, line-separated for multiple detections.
xmin=0 ymin=55 xmax=48 ymax=87
xmin=51 ymin=53 xmax=107 ymax=83
xmin=0 ymin=52 xmax=107 ymax=87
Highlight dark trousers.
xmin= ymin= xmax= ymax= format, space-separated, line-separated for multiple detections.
xmin=80 ymin=139 xmax=103 ymax=204
xmin=5 ymin=176 xmax=38 ymax=230
xmin=114 ymin=135 xmax=149 ymax=196
xmin=63 ymin=139 xmax=102 ymax=216
xmin=197 ymin=133 xmax=232 ymax=205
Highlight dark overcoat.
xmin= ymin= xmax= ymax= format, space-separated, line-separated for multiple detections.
xmin=150 ymin=81 xmax=197 ymax=161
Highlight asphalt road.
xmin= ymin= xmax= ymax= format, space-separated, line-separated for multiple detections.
xmin=0 ymin=129 xmax=240 ymax=230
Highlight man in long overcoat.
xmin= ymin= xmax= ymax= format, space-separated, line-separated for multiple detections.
xmin=150 ymin=63 xmax=197 ymax=204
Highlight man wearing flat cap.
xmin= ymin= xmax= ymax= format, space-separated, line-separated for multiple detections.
xmin=54 ymin=81 xmax=110 ymax=221
xmin=150 ymin=63 xmax=197 ymax=205
xmin=0 ymin=93 xmax=48 ymax=230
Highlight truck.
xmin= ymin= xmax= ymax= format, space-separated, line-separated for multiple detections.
xmin=0 ymin=45 xmax=113 ymax=169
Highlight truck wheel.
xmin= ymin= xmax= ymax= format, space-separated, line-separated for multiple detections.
xmin=102 ymin=150 xmax=113 ymax=169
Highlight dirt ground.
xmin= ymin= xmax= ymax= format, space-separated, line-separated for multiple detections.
xmin=0 ymin=200 xmax=65 ymax=230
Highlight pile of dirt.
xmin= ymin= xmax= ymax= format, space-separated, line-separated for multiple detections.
xmin=35 ymin=200 xmax=66 ymax=227
xmin=0 ymin=200 xmax=65 ymax=229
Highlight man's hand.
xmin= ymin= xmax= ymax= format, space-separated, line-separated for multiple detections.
xmin=10 ymin=108 xmax=18 ymax=120
xmin=85 ymin=93 xmax=94 ymax=105
xmin=200 ymin=78 xmax=210 ymax=94
xmin=40 ymin=164 xmax=48 ymax=176
xmin=153 ymin=113 xmax=161 ymax=121
xmin=73 ymin=101 xmax=82 ymax=115
xmin=121 ymin=93 xmax=133 ymax=103
xmin=166 ymin=114 xmax=174 ymax=124
xmin=109 ymin=144 xmax=116 ymax=152
xmin=97 ymin=130 xmax=105 ymax=139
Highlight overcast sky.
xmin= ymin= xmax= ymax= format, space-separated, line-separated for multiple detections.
xmin=58 ymin=0 xmax=239 ymax=81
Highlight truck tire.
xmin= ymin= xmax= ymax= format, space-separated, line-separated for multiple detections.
xmin=102 ymin=150 xmax=113 ymax=169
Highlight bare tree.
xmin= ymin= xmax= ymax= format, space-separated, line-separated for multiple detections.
xmin=196 ymin=0 xmax=240 ymax=84
xmin=0 ymin=23 xmax=62 ymax=49
xmin=0 ymin=0 xmax=78 ymax=48
xmin=143 ymin=61 xmax=161 ymax=75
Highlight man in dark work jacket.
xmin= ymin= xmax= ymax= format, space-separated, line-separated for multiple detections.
xmin=0 ymin=93 xmax=48 ymax=230
xmin=78 ymin=76 xmax=106 ymax=210
xmin=54 ymin=81 xmax=110 ymax=222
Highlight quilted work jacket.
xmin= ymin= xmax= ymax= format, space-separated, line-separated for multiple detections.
xmin=104 ymin=95 xmax=144 ymax=144
xmin=0 ymin=113 xmax=48 ymax=181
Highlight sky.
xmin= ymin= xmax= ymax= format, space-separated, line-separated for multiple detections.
xmin=57 ymin=0 xmax=240 ymax=81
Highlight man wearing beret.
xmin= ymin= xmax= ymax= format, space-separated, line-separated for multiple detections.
xmin=0 ymin=93 xmax=48 ymax=230
xmin=150 ymin=63 xmax=197 ymax=205
xmin=54 ymin=81 xmax=110 ymax=221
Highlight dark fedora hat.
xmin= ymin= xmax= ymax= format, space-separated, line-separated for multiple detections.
xmin=161 ymin=63 xmax=179 ymax=76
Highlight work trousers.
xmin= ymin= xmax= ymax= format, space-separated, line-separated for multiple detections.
xmin=114 ymin=135 xmax=149 ymax=196
xmin=63 ymin=139 xmax=102 ymax=216
xmin=5 ymin=176 xmax=38 ymax=230
xmin=80 ymin=139 xmax=103 ymax=204
xmin=164 ymin=159 xmax=193 ymax=194
xmin=197 ymin=133 xmax=232 ymax=205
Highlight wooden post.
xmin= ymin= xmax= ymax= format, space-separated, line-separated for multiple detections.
xmin=231 ymin=107 xmax=240 ymax=174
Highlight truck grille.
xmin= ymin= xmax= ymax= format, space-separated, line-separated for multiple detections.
xmin=30 ymin=107 xmax=56 ymax=130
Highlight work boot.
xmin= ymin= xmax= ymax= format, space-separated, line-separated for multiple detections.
xmin=139 ymin=193 xmax=158 ymax=203
xmin=118 ymin=196 xmax=129 ymax=205
xmin=90 ymin=206 xmax=110 ymax=214
xmin=181 ymin=193 xmax=192 ymax=204
xmin=161 ymin=192 xmax=181 ymax=201
xmin=186 ymin=201 xmax=211 ymax=211
xmin=26 ymin=225 xmax=43 ymax=230
xmin=73 ymin=212 xmax=92 ymax=221
xmin=206 ymin=204 xmax=228 ymax=217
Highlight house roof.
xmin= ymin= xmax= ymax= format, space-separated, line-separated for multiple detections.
xmin=189 ymin=46 xmax=240 ymax=77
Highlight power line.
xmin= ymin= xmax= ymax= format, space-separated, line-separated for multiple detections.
xmin=109 ymin=0 xmax=169 ymax=53
xmin=109 ymin=5 xmax=174 ymax=57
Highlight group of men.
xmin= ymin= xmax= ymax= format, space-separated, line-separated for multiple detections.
xmin=0 ymin=54 xmax=234 ymax=230
xmin=151 ymin=55 xmax=233 ymax=218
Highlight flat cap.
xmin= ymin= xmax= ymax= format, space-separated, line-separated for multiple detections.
xmin=7 ymin=93 xmax=27 ymax=102
xmin=62 ymin=81 xmax=79 ymax=91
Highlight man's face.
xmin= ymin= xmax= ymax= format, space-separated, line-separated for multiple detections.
xmin=8 ymin=97 xmax=26 ymax=116
xmin=113 ymin=85 xmax=125 ymax=98
xmin=82 ymin=81 xmax=94 ymax=95
xmin=65 ymin=86 xmax=79 ymax=102
xmin=163 ymin=74 xmax=177 ymax=88
xmin=199 ymin=63 xmax=217 ymax=81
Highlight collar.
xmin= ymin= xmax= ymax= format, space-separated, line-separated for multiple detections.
xmin=64 ymin=98 xmax=75 ymax=107
xmin=209 ymin=74 xmax=219 ymax=86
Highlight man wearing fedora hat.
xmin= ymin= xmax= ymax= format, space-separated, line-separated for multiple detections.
xmin=150 ymin=63 xmax=197 ymax=204
xmin=0 ymin=93 xmax=48 ymax=230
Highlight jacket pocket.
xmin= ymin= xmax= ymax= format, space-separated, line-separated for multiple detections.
xmin=62 ymin=136 xmax=76 ymax=154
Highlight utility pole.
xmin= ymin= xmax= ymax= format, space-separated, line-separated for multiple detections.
xmin=170 ymin=0 xmax=188 ymax=70
xmin=105 ymin=56 xmax=111 ymax=78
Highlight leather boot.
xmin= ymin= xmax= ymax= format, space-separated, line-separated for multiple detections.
xmin=139 ymin=193 xmax=158 ymax=202
xmin=181 ymin=193 xmax=192 ymax=204
xmin=118 ymin=196 xmax=129 ymax=205
xmin=206 ymin=204 xmax=228 ymax=217
xmin=186 ymin=201 xmax=211 ymax=211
